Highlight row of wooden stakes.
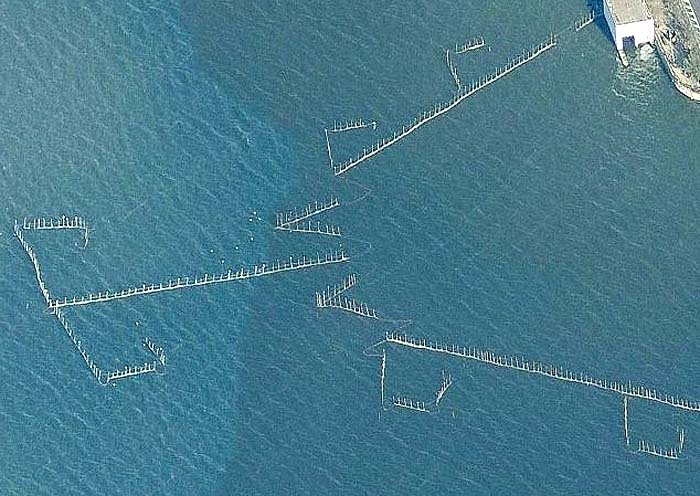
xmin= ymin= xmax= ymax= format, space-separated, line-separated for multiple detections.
xmin=333 ymin=35 xmax=557 ymax=176
xmin=14 ymin=222 xmax=51 ymax=304
xmin=385 ymin=332 xmax=700 ymax=413
xmin=315 ymin=273 xmax=379 ymax=319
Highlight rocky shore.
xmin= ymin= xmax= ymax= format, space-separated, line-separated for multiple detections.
xmin=646 ymin=0 xmax=700 ymax=101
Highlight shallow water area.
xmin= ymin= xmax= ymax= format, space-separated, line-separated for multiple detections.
xmin=2 ymin=0 xmax=700 ymax=495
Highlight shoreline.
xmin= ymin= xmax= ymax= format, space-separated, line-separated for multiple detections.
xmin=646 ymin=0 xmax=700 ymax=101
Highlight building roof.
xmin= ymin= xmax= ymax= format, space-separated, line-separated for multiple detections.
xmin=606 ymin=0 xmax=652 ymax=24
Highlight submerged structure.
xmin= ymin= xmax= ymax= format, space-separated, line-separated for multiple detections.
xmin=603 ymin=0 xmax=655 ymax=62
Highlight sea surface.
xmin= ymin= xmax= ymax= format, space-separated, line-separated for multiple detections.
xmin=1 ymin=0 xmax=700 ymax=494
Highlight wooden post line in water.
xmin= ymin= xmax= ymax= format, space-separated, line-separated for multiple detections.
xmin=333 ymin=35 xmax=557 ymax=176
xmin=277 ymin=220 xmax=341 ymax=237
xmin=315 ymin=273 xmax=378 ymax=319
xmin=390 ymin=370 xmax=453 ymax=415
xmin=14 ymin=222 xmax=52 ymax=304
xmin=316 ymin=273 xmax=357 ymax=306
xmin=392 ymin=396 xmax=431 ymax=413
xmin=54 ymin=308 xmax=163 ymax=385
xmin=22 ymin=215 xmax=86 ymax=231
xmin=445 ymin=49 xmax=461 ymax=89
xmin=435 ymin=370 xmax=453 ymax=408
xmin=574 ymin=10 xmax=598 ymax=32
xmin=144 ymin=337 xmax=167 ymax=367
xmin=22 ymin=215 xmax=89 ymax=247
xmin=454 ymin=36 xmax=486 ymax=54
xmin=324 ymin=128 xmax=334 ymax=167
xmin=380 ymin=349 xmax=387 ymax=410
xmin=54 ymin=308 xmax=104 ymax=383
xmin=48 ymin=251 xmax=349 ymax=310
xmin=317 ymin=295 xmax=378 ymax=319
xmin=637 ymin=428 xmax=686 ymax=461
xmin=275 ymin=197 xmax=340 ymax=230
xmin=384 ymin=332 xmax=700 ymax=414
xmin=329 ymin=119 xmax=377 ymax=133
xmin=325 ymin=120 xmax=377 ymax=168
xmin=15 ymin=224 xmax=156 ymax=386
xmin=638 ymin=440 xmax=680 ymax=460
xmin=105 ymin=362 xmax=158 ymax=384
xmin=623 ymin=395 xmax=630 ymax=446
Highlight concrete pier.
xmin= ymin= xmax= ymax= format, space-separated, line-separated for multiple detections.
xmin=604 ymin=0 xmax=654 ymax=50
xmin=603 ymin=0 xmax=654 ymax=66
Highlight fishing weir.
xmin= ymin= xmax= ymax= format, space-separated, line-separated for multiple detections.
xmin=22 ymin=215 xmax=87 ymax=232
xmin=383 ymin=332 xmax=700 ymax=414
xmin=390 ymin=371 xmax=453 ymax=415
xmin=380 ymin=349 xmax=387 ymax=410
xmin=315 ymin=273 xmax=357 ymax=305
xmin=434 ymin=370 xmax=453 ymax=408
xmin=315 ymin=273 xmax=378 ymax=319
xmin=104 ymin=362 xmax=158 ymax=384
xmin=454 ymin=36 xmax=486 ymax=54
xmin=575 ymin=10 xmax=598 ymax=31
xmin=328 ymin=119 xmax=377 ymax=133
xmin=638 ymin=440 xmax=679 ymax=460
xmin=14 ymin=222 xmax=52 ymax=304
xmin=325 ymin=121 xmax=376 ymax=167
xmin=275 ymin=197 xmax=340 ymax=230
xmin=14 ymin=217 xmax=348 ymax=384
xmin=22 ymin=216 xmax=89 ymax=247
xmin=144 ymin=337 xmax=167 ymax=367
xmin=333 ymin=35 xmax=557 ymax=176
xmin=48 ymin=251 xmax=349 ymax=310
xmin=445 ymin=50 xmax=461 ymax=89
xmin=317 ymin=296 xmax=378 ymax=319
xmin=324 ymin=128 xmax=334 ymax=167
xmin=636 ymin=428 xmax=686 ymax=460
xmin=54 ymin=309 xmax=160 ymax=386
xmin=392 ymin=396 xmax=431 ymax=413
xmin=54 ymin=308 xmax=103 ymax=383
xmin=276 ymin=220 xmax=341 ymax=237
xmin=315 ymin=273 xmax=372 ymax=317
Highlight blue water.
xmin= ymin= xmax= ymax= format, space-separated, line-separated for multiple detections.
xmin=2 ymin=0 xmax=700 ymax=494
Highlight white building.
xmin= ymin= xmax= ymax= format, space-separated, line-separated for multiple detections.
xmin=603 ymin=0 xmax=655 ymax=50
